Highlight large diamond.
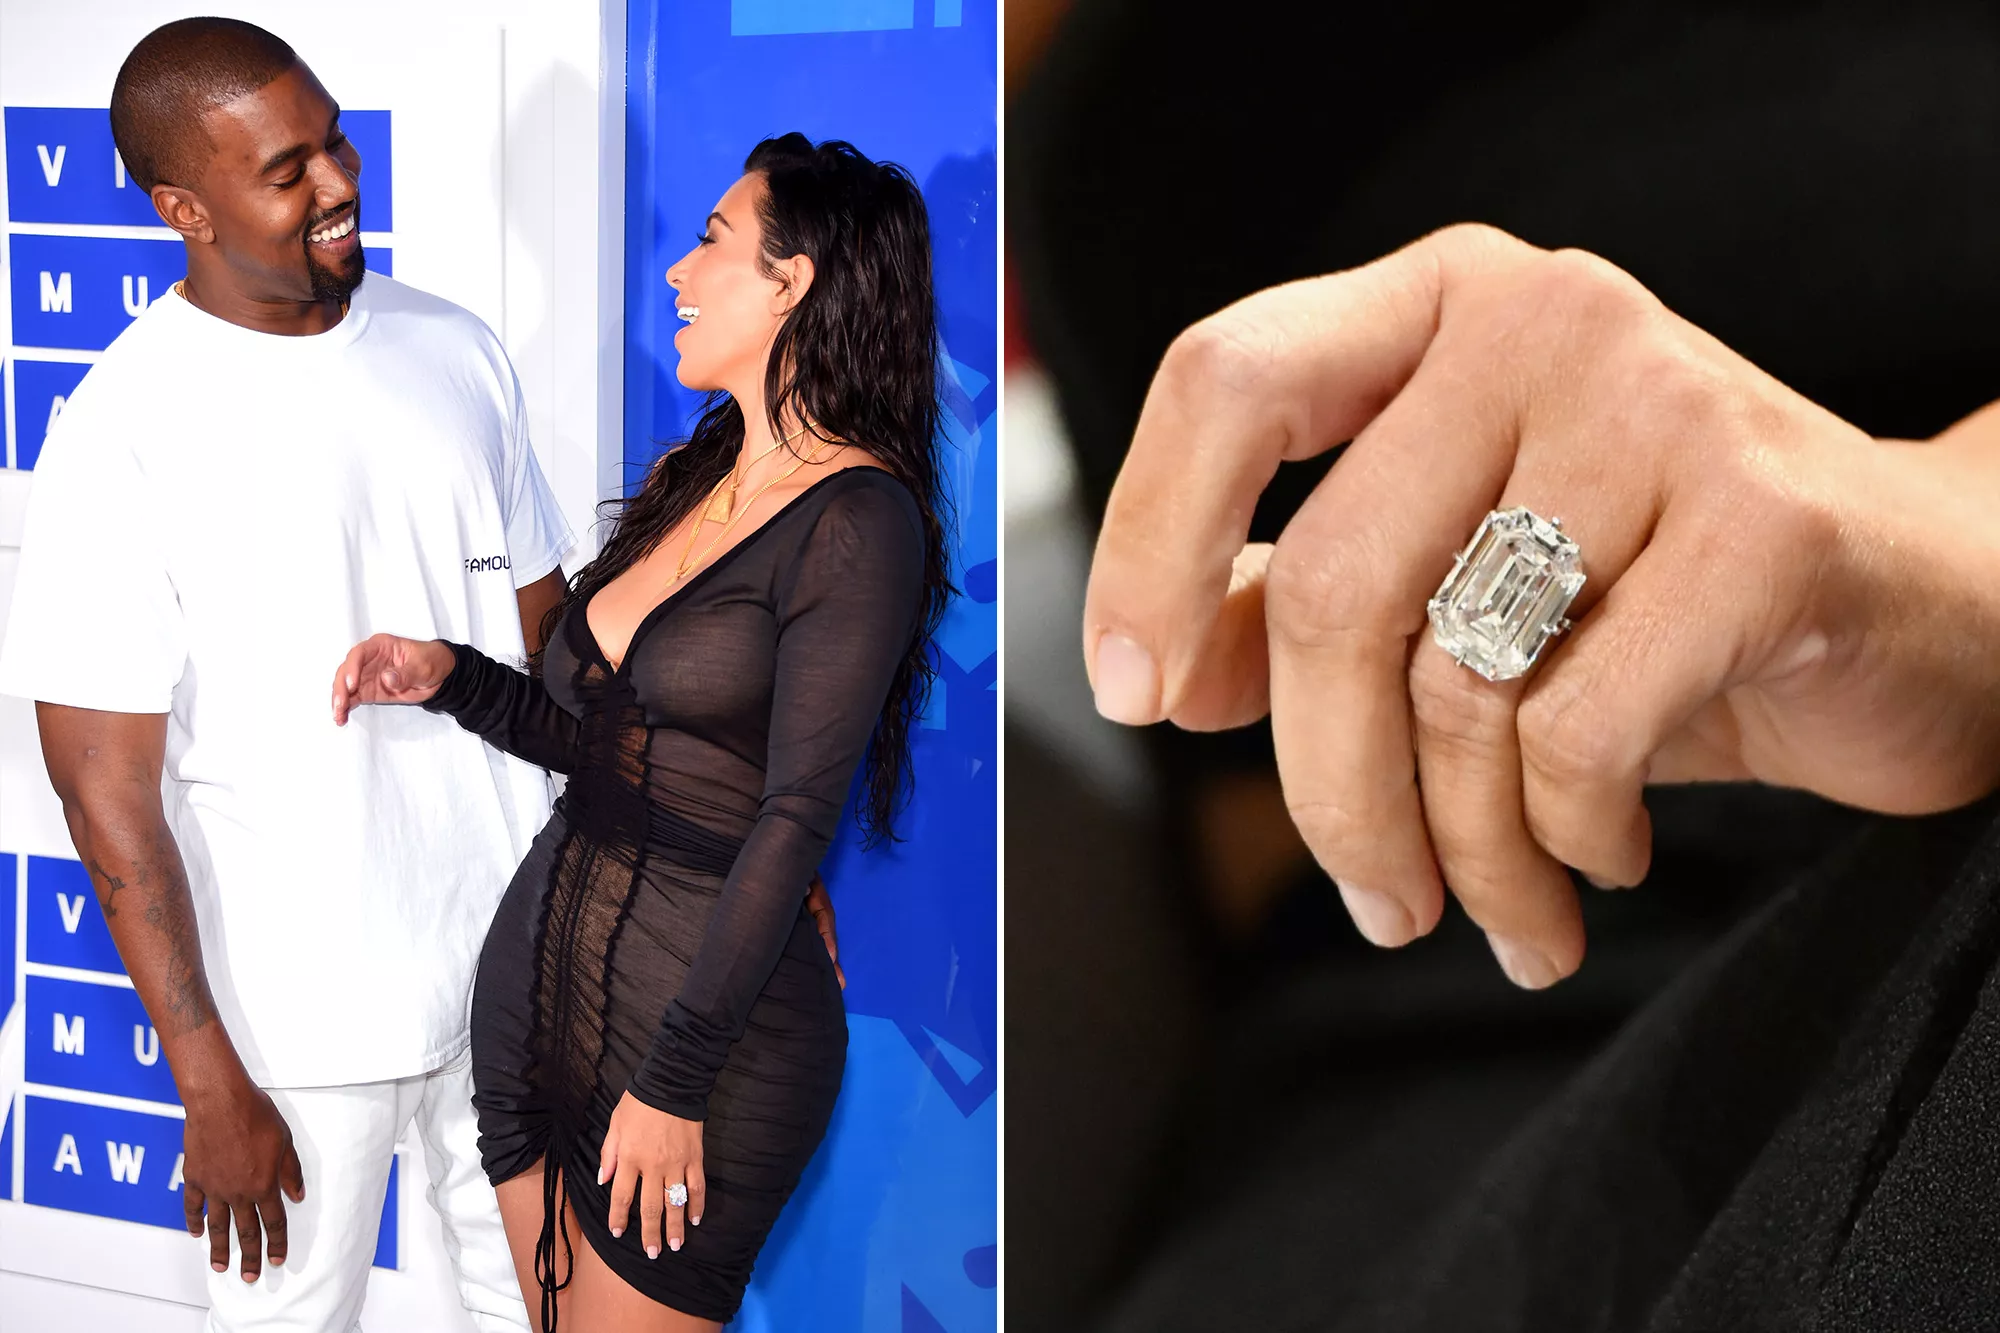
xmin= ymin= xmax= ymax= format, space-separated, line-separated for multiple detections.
xmin=1426 ymin=507 xmax=1585 ymax=682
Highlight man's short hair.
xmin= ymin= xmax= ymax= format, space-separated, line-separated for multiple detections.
xmin=109 ymin=17 xmax=298 ymax=192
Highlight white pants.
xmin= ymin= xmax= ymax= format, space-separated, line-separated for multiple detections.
xmin=204 ymin=1051 xmax=529 ymax=1333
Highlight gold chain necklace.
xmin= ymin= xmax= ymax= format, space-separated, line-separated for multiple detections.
xmin=172 ymin=278 xmax=349 ymax=319
xmin=673 ymin=434 xmax=837 ymax=585
xmin=702 ymin=424 xmax=812 ymax=524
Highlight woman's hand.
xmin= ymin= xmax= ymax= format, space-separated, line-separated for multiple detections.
xmin=330 ymin=634 xmax=457 ymax=725
xmin=600 ymin=1091 xmax=705 ymax=1258
xmin=1084 ymin=223 xmax=2000 ymax=988
xmin=806 ymin=872 xmax=846 ymax=989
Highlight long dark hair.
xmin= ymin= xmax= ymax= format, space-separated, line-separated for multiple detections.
xmin=539 ymin=133 xmax=952 ymax=845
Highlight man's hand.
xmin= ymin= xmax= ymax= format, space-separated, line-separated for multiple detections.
xmin=181 ymin=1076 xmax=306 ymax=1281
xmin=806 ymin=872 xmax=845 ymax=989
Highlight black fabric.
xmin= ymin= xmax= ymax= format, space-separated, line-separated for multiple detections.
xmin=426 ymin=467 xmax=924 ymax=1325
xmin=1008 ymin=0 xmax=2000 ymax=1326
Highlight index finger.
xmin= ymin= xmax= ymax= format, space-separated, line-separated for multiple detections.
xmin=1082 ymin=224 xmax=1532 ymax=725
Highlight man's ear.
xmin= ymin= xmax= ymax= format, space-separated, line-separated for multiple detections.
xmin=152 ymin=184 xmax=213 ymax=245
xmin=771 ymin=253 xmax=815 ymax=315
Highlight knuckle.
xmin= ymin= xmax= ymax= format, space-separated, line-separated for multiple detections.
xmin=1280 ymin=792 xmax=1378 ymax=867
xmin=1409 ymin=656 xmax=1510 ymax=756
xmin=1159 ymin=310 xmax=1281 ymax=401
xmin=1518 ymin=676 xmax=1618 ymax=787
xmin=1512 ymin=248 xmax=1654 ymax=348
xmin=1265 ymin=528 xmax=1377 ymax=646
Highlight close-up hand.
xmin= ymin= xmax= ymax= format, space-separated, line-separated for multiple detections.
xmin=180 ymin=1077 xmax=307 ymax=1283
xmin=330 ymin=634 xmax=457 ymax=724
xmin=1084 ymin=222 xmax=2000 ymax=988
xmin=600 ymin=1091 xmax=706 ymax=1260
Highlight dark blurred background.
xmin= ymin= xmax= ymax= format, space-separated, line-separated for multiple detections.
xmin=1003 ymin=2 xmax=2000 ymax=1327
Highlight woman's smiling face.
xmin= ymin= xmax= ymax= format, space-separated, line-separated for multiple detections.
xmin=666 ymin=173 xmax=809 ymax=394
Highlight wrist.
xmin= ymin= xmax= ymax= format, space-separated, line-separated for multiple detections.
xmin=167 ymin=1028 xmax=253 ymax=1107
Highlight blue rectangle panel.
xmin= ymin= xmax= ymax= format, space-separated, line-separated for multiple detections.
xmin=4 ymin=107 xmax=161 ymax=226
xmin=26 ymin=975 xmax=178 ymax=1103
xmin=10 ymin=359 xmax=91 ymax=470
xmin=22 ymin=1096 xmax=187 ymax=1229
xmin=732 ymin=0 xmax=914 ymax=35
xmin=26 ymin=855 xmax=121 ymax=974
xmin=10 ymin=234 xmax=188 ymax=351
xmin=4 ymin=107 xmax=393 ymax=229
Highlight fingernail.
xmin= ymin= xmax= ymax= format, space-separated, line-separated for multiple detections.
xmin=213 ymin=1263 xmax=227 ymax=1273
xmin=1335 ymin=881 xmax=1415 ymax=948
xmin=611 ymin=1227 xmax=623 ymax=1238
xmin=647 ymin=1245 xmax=660 ymax=1259
xmin=692 ymin=1216 xmax=701 ymax=1227
xmin=597 ymin=1166 xmax=609 ymax=1185
xmin=1488 ymin=934 xmax=1561 ymax=989
xmin=669 ymin=1238 xmax=682 ymax=1252
xmin=1584 ymin=871 xmax=1621 ymax=890
xmin=1091 ymin=633 xmax=1159 ymax=725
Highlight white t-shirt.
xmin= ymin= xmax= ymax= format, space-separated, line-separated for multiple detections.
xmin=0 ymin=274 xmax=574 ymax=1088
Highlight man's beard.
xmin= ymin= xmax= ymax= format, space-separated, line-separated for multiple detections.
xmin=308 ymin=245 xmax=366 ymax=304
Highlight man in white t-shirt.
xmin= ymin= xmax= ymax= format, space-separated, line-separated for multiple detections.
xmin=0 ymin=21 xmax=567 ymax=1331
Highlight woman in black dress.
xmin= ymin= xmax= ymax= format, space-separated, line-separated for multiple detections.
xmin=330 ymin=133 xmax=951 ymax=1330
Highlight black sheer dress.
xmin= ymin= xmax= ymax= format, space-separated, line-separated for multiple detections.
xmin=422 ymin=467 xmax=924 ymax=1325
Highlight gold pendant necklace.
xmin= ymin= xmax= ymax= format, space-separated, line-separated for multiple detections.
xmin=700 ymin=424 xmax=813 ymax=524
xmin=674 ymin=433 xmax=837 ymax=585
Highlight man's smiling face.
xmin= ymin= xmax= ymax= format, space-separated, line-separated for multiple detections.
xmin=192 ymin=62 xmax=364 ymax=304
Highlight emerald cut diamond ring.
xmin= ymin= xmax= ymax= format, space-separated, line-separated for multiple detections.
xmin=1427 ymin=506 xmax=1586 ymax=682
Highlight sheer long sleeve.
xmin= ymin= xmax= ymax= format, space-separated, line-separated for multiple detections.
xmin=626 ymin=482 xmax=925 ymax=1120
xmin=423 ymin=640 xmax=581 ymax=774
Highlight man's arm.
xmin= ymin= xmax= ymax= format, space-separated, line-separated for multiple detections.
xmin=517 ymin=569 xmax=566 ymax=656
xmin=38 ymin=703 xmax=303 ymax=1282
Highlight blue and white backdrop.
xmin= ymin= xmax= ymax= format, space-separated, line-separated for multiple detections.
xmin=0 ymin=2 xmax=994 ymax=1329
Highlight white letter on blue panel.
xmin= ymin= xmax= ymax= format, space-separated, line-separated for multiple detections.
xmin=53 ymin=1133 xmax=82 ymax=1175
xmin=116 ymin=152 xmax=128 ymax=189
xmin=53 ymin=1012 xmax=84 ymax=1055
xmin=122 ymin=275 xmax=150 ymax=317
xmin=56 ymin=892 xmax=85 ymax=933
xmin=107 ymin=1141 xmax=146 ymax=1184
xmin=39 ymin=271 xmax=73 ymax=314
xmin=134 ymin=1025 xmax=160 ymax=1065
xmin=37 ymin=143 xmax=66 ymax=186
xmin=47 ymin=397 xmax=67 ymax=435
xmin=169 ymin=1152 xmax=185 ymax=1190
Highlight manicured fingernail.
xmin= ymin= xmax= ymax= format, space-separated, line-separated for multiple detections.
xmin=611 ymin=1227 xmax=623 ymax=1238
xmin=1584 ymin=871 xmax=1621 ymax=890
xmin=597 ymin=1166 xmax=609 ymax=1185
xmin=213 ymin=1263 xmax=227 ymax=1272
xmin=669 ymin=1238 xmax=682 ymax=1252
xmin=243 ymin=1272 xmax=256 ymax=1283
xmin=647 ymin=1245 xmax=660 ymax=1259
xmin=692 ymin=1216 xmax=701 ymax=1226
xmin=1335 ymin=881 xmax=1415 ymax=947
xmin=1488 ymin=934 xmax=1560 ymax=989
xmin=1091 ymin=633 xmax=1159 ymax=725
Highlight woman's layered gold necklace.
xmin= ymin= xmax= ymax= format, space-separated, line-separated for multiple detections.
xmin=671 ymin=425 xmax=835 ymax=586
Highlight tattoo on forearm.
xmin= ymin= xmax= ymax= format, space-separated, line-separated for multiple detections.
xmin=85 ymin=857 xmax=126 ymax=919
xmin=141 ymin=831 xmax=216 ymax=1035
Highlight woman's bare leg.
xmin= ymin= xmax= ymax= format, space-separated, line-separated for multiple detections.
xmin=495 ymin=1160 xmax=578 ymax=1333
xmin=497 ymin=1160 xmax=720 ymax=1332
xmin=564 ymin=1209 xmax=722 ymax=1333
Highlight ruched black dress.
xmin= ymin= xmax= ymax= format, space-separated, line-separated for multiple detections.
xmin=422 ymin=467 xmax=923 ymax=1325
